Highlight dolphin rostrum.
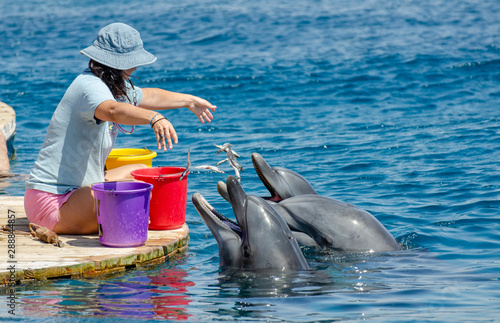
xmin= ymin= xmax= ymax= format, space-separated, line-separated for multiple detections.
xmin=252 ymin=152 xmax=318 ymax=200
xmin=217 ymin=152 xmax=317 ymax=201
xmin=192 ymin=176 xmax=310 ymax=271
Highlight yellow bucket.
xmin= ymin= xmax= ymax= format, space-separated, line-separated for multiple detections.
xmin=105 ymin=148 xmax=157 ymax=170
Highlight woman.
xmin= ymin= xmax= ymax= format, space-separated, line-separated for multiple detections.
xmin=24 ymin=22 xmax=216 ymax=235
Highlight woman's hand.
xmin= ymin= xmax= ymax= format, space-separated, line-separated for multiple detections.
xmin=187 ymin=96 xmax=217 ymax=124
xmin=151 ymin=115 xmax=178 ymax=151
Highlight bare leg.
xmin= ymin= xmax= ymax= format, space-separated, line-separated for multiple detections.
xmin=104 ymin=164 xmax=148 ymax=182
xmin=53 ymin=186 xmax=98 ymax=234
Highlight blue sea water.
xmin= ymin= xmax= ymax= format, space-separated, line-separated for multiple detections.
xmin=1 ymin=0 xmax=500 ymax=321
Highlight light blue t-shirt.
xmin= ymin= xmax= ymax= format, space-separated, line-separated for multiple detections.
xmin=26 ymin=69 xmax=143 ymax=194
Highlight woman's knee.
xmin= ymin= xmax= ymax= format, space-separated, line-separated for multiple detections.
xmin=104 ymin=163 xmax=148 ymax=181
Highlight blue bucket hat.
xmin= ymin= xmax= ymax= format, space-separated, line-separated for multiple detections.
xmin=80 ymin=22 xmax=157 ymax=70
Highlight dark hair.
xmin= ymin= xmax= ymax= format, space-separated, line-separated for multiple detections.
xmin=88 ymin=60 xmax=134 ymax=102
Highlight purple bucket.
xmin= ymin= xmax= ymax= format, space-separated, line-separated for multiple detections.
xmin=91 ymin=181 xmax=153 ymax=248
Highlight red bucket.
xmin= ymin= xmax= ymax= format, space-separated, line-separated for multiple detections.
xmin=131 ymin=167 xmax=189 ymax=230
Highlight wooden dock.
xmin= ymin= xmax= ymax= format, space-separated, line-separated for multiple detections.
xmin=0 ymin=101 xmax=189 ymax=285
xmin=0 ymin=196 xmax=189 ymax=285
xmin=0 ymin=101 xmax=16 ymax=142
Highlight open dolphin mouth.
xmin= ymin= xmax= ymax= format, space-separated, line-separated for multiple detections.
xmin=251 ymin=154 xmax=282 ymax=202
xmin=193 ymin=193 xmax=242 ymax=236
xmin=253 ymin=160 xmax=274 ymax=195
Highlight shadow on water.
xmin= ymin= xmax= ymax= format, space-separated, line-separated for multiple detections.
xmin=213 ymin=247 xmax=417 ymax=299
xmin=216 ymin=269 xmax=340 ymax=299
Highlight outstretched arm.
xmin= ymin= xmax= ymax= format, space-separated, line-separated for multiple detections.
xmin=140 ymin=88 xmax=217 ymax=124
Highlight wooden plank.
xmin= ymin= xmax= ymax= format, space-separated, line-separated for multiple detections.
xmin=0 ymin=196 xmax=189 ymax=285
xmin=0 ymin=102 xmax=16 ymax=141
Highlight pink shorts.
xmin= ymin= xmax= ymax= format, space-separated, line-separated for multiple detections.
xmin=24 ymin=189 xmax=76 ymax=231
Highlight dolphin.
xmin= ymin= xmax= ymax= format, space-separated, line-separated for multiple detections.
xmin=218 ymin=153 xmax=400 ymax=252
xmin=269 ymin=196 xmax=400 ymax=252
xmin=192 ymin=176 xmax=310 ymax=271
